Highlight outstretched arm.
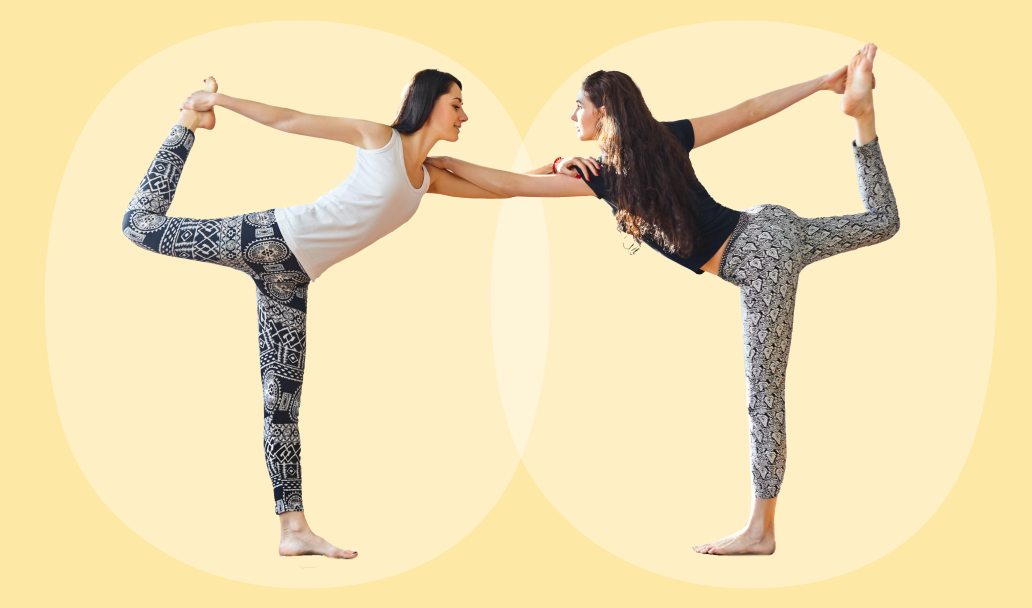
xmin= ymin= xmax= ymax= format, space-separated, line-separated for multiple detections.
xmin=427 ymin=165 xmax=510 ymax=199
xmin=181 ymin=86 xmax=391 ymax=149
xmin=427 ymin=157 xmax=594 ymax=198
xmin=690 ymin=64 xmax=868 ymax=149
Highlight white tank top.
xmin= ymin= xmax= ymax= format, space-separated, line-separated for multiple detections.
xmin=274 ymin=129 xmax=430 ymax=280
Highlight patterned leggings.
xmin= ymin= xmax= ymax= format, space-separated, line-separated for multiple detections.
xmin=122 ymin=125 xmax=311 ymax=514
xmin=717 ymin=137 xmax=899 ymax=499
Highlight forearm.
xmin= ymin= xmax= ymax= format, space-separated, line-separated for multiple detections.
xmin=523 ymin=163 xmax=554 ymax=175
xmin=744 ymin=76 xmax=826 ymax=125
xmin=445 ymin=159 xmax=526 ymax=195
xmin=214 ymin=93 xmax=298 ymax=131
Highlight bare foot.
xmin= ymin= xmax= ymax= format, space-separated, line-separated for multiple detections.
xmin=176 ymin=76 xmax=218 ymax=131
xmin=842 ymin=43 xmax=877 ymax=119
xmin=278 ymin=511 xmax=357 ymax=559
xmin=692 ymin=527 xmax=775 ymax=556
xmin=279 ymin=527 xmax=358 ymax=559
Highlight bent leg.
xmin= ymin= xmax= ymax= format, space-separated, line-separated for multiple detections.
xmin=121 ymin=124 xmax=253 ymax=275
xmin=803 ymin=137 xmax=900 ymax=266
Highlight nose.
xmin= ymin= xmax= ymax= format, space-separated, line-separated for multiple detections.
xmin=460 ymin=109 xmax=469 ymax=122
xmin=570 ymin=110 xmax=577 ymax=122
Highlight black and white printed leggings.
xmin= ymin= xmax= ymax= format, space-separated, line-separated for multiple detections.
xmin=122 ymin=125 xmax=310 ymax=514
xmin=717 ymin=137 xmax=899 ymax=499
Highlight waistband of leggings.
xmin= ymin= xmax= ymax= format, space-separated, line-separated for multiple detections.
xmin=717 ymin=212 xmax=751 ymax=282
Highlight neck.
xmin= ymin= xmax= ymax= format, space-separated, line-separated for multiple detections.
xmin=399 ymin=129 xmax=440 ymax=167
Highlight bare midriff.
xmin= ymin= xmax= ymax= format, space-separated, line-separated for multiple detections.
xmin=700 ymin=233 xmax=733 ymax=276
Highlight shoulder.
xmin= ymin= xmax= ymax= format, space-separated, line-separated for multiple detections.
xmin=425 ymin=163 xmax=453 ymax=186
xmin=355 ymin=122 xmax=394 ymax=150
xmin=573 ymin=157 xmax=609 ymax=200
xmin=662 ymin=119 xmax=695 ymax=151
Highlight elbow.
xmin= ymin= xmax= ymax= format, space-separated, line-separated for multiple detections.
xmin=275 ymin=115 xmax=295 ymax=134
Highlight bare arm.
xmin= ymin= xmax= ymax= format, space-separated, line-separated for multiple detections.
xmin=690 ymin=66 xmax=854 ymax=148
xmin=428 ymin=157 xmax=594 ymax=198
xmin=426 ymin=161 xmax=571 ymax=198
xmin=427 ymin=165 xmax=510 ymax=199
xmin=181 ymin=90 xmax=391 ymax=149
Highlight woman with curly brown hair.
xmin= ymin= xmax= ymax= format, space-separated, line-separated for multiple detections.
xmin=426 ymin=43 xmax=898 ymax=555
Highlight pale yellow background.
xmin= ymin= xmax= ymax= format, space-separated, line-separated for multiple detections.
xmin=5 ymin=1 xmax=1028 ymax=605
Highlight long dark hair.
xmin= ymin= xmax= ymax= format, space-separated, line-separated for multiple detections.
xmin=582 ymin=70 xmax=702 ymax=256
xmin=392 ymin=69 xmax=463 ymax=134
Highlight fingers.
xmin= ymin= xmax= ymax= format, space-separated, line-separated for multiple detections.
xmin=571 ymin=157 xmax=600 ymax=178
xmin=574 ymin=158 xmax=596 ymax=178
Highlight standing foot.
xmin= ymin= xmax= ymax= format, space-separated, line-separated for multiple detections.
xmin=278 ymin=511 xmax=357 ymax=559
xmin=693 ymin=527 xmax=775 ymax=556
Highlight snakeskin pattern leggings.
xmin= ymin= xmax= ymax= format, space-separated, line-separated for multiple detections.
xmin=717 ymin=137 xmax=899 ymax=499
xmin=122 ymin=125 xmax=311 ymax=515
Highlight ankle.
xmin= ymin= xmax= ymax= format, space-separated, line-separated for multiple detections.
xmin=175 ymin=109 xmax=201 ymax=132
xmin=855 ymin=110 xmax=877 ymax=146
xmin=744 ymin=521 xmax=774 ymax=539
xmin=279 ymin=511 xmax=310 ymax=535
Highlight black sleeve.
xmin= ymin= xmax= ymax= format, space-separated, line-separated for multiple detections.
xmin=663 ymin=119 xmax=696 ymax=154
xmin=572 ymin=158 xmax=609 ymax=200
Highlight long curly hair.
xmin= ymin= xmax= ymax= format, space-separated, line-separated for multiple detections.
xmin=582 ymin=70 xmax=702 ymax=256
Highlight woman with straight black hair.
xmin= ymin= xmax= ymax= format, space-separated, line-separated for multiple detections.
xmin=426 ymin=44 xmax=898 ymax=555
xmin=122 ymin=68 xmax=532 ymax=559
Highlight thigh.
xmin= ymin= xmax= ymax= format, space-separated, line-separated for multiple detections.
xmin=800 ymin=210 xmax=892 ymax=266
xmin=241 ymin=210 xmax=311 ymax=307
xmin=123 ymin=210 xmax=256 ymax=277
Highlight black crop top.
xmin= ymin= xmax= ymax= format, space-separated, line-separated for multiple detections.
xmin=574 ymin=119 xmax=741 ymax=275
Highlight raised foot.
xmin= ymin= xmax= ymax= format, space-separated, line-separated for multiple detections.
xmin=842 ymin=43 xmax=877 ymax=119
xmin=692 ymin=529 xmax=775 ymax=556
xmin=178 ymin=76 xmax=218 ymax=131
xmin=279 ymin=527 xmax=358 ymax=559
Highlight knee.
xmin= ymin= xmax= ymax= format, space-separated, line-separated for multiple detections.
xmin=873 ymin=209 xmax=900 ymax=245
xmin=883 ymin=213 xmax=900 ymax=242
xmin=121 ymin=210 xmax=150 ymax=249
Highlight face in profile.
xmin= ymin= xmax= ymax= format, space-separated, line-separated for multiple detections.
xmin=428 ymin=82 xmax=468 ymax=142
xmin=571 ymin=88 xmax=603 ymax=142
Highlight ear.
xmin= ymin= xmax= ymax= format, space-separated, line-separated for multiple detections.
xmin=598 ymin=105 xmax=606 ymax=116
